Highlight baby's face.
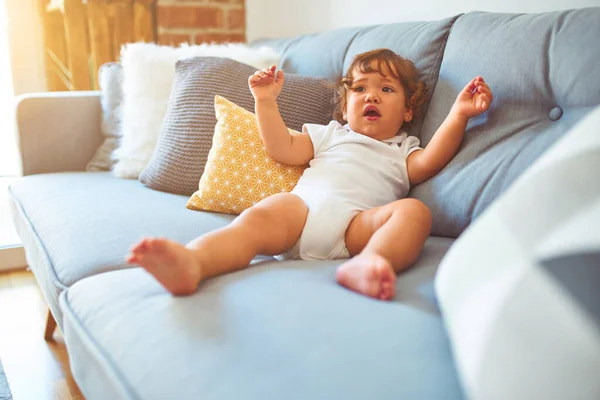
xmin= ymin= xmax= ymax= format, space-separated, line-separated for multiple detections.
xmin=344 ymin=64 xmax=413 ymax=140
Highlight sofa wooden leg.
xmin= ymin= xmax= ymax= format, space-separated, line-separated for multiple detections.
xmin=44 ymin=308 xmax=57 ymax=341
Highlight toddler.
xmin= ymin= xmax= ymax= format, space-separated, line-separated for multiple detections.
xmin=127 ymin=49 xmax=492 ymax=300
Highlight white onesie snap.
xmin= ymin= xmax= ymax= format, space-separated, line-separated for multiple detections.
xmin=278 ymin=120 xmax=421 ymax=261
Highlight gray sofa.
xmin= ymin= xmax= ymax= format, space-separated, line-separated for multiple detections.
xmin=9 ymin=8 xmax=600 ymax=400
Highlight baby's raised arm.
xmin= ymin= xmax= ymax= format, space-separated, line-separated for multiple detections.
xmin=248 ymin=66 xmax=314 ymax=166
xmin=407 ymin=76 xmax=493 ymax=185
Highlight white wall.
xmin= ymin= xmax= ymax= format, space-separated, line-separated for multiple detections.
xmin=246 ymin=0 xmax=330 ymax=41
xmin=246 ymin=0 xmax=600 ymax=41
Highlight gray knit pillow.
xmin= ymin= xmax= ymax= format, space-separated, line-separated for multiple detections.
xmin=139 ymin=57 xmax=336 ymax=195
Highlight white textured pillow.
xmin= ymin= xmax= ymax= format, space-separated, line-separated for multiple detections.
xmin=111 ymin=43 xmax=280 ymax=179
xmin=435 ymin=106 xmax=600 ymax=400
xmin=86 ymin=62 xmax=123 ymax=172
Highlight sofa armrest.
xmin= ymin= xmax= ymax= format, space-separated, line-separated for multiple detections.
xmin=15 ymin=91 xmax=103 ymax=176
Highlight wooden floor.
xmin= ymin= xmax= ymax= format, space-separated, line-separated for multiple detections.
xmin=0 ymin=268 xmax=84 ymax=399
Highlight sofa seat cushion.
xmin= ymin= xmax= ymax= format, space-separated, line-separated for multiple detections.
xmin=8 ymin=172 xmax=235 ymax=327
xmin=60 ymin=236 xmax=463 ymax=400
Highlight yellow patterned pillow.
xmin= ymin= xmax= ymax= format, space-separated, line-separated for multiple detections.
xmin=186 ymin=95 xmax=307 ymax=214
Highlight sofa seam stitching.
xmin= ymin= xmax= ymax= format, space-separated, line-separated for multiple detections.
xmin=425 ymin=14 xmax=462 ymax=95
xmin=339 ymin=28 xmax=368 ymax=79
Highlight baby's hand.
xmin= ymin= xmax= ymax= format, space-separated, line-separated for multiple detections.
xmin=248 ymin=65 xmax=285 ymax=102
xmin=452 ymin=76 xmax=493 ymax=119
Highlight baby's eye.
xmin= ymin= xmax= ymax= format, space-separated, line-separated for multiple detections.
xmin=382 ymin=86 xmax=395 ymax=93
xmin=352 ymin=86 xmax=365 ymax=92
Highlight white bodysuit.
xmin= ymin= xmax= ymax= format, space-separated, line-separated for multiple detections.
xmin=279 ymin=120 xmax=421 ymax=261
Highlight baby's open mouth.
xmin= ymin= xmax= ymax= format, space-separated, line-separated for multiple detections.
xmin=363 ymin=106 xmax=381 ymax=118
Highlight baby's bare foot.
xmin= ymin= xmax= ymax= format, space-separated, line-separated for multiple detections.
xmin=126 ymin=237 xmax=202 ymax=296
xmin=336 ymin=253 xmax=396 ymax=300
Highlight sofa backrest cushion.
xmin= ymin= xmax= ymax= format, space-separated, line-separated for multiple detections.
xmin=411 ymin=8 xmax=600 ymax=237
xmin=342 ymin=16 xmax=459 ymax=136
xmin=253 ymin=16 xmax=458 ymax=137
xmin=251 ymin=27 xmax=364 ymax=82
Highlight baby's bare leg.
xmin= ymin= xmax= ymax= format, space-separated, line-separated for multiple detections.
xmin=127 ymin=193 xmax=308 ymax=295
xmin=337 ymin=199 xmax=432 ymax=300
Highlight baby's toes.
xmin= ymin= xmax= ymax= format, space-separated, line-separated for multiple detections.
xmin=147 ymin=237 xmax=167 ymax=252
xmin=130 ymin=241 xmax=147 ymax=255
xmin=376 ymin=264 xmax=396 ymax=300
xmin=380 ymin=280 xmax=395 ymax=300
xmin=141 ymin=237 xmax=156 ymax=250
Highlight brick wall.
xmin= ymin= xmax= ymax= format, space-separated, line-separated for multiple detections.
xmin=156 ymin=0 xmax=246 ymax=46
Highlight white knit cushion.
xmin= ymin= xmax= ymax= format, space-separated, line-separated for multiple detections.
xmin=111 ymin=42 xmax=280 ymax=179
xmin=435 ymin=105 xmax=600 ymax=400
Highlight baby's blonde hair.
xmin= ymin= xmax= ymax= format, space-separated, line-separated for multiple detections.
xmin=334 ymin=49 xmax=428 ymax=126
